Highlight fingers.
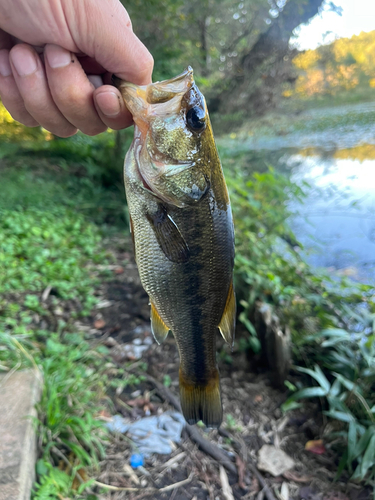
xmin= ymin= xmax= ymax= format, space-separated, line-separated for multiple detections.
xmin=44 ymin=44 xmax=107 ymax=136
xmin=9 ymin=44 xmax=77 ymax=136
xmin=1 ymin=43 xmax=133 ymax=135
xmin=0 ymin=48 xmax=39 ymax=127
xmin=44 ymin=44 xmax=133 ymax=132
xmin=67 ymin=0 xmax=153 ymax=85
xmin=94 ymin=86 xmax=133 ymax=130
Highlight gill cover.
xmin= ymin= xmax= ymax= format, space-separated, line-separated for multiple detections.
xmin=115 ymin=68 xmax=210 ymax=207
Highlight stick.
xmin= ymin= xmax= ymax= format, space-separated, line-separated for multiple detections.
xmin=145 ymin=375 xmax=237 ymax=476
xmin=94 ymin=472 xmax=193 ymax=493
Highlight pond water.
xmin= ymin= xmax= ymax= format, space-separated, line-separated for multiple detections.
xmin=219 ymin=103 xmax=375 ymax=284
xmin=287 ymin=150 xmax=375 ymax=284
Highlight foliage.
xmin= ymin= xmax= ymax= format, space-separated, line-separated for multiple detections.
xmin=0 ymin=207 xmax=104 ymax=302
xmin=123 ymin=0 xmax=324 ymax=115
xmin=0 ymin=175 xmax=125 ymax=498
xmin=282 ymin=325 xmax=375 ymax=484
xmin=288 ymin=30 xmax=375 ymax=99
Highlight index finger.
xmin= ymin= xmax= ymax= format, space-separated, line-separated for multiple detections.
xmin=66 ymin=0 xmax=153 ymax=85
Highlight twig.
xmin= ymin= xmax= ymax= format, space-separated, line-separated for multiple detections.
xmin=94 ymin=472 xmax=193 ymax=493
xmin=145 ymin=374 xmax=237 ymax=476
xmin=42 ymin=285 xmax=52 ymax=302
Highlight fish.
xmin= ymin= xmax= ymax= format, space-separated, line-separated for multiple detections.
xmin=114 ymin=67 xmax=235 ymax=428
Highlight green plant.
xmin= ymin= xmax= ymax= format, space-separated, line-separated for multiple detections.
xmin=283 ymin=326 xmax=375 ymax=483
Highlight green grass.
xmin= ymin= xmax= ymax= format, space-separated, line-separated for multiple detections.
xmin=0 ymin=148 xmax=133 ymax=499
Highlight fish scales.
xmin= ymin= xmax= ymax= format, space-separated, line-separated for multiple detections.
xmin=115 ymin=67 xmax=235 ymax=427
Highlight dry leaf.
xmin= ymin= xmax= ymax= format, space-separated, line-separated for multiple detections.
xmin=254 ymin=395 xmax=263 ymax=403
xmin=94 ymin=319 xmax=106 ymax=329
xmin=305 ymin=439 xmax=326 ymax=455
xmin=283 ymin=470 xmax=313 ymax=483
xmin=220 ymin=465 xmax=235 ymax=500
xmin=280 ymin=482 xmax=289 ymax=500
xmin=235 ymin=455 xmax=247 ymax=490
xmin=114 ymin=266 xmax=124 ymax=274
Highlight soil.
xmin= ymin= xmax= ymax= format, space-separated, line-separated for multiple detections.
xmin=80 ymin=237 xmax=370 ymax=500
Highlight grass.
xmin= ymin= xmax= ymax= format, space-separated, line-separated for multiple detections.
xmin=0 ymin=149 xmax=134 ymax=499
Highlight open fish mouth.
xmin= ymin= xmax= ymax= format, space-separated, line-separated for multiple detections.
xmin=115 ymin=67 xmax=209 ymax=207
xmin=112 ymin=67 xmax=194 ymax=108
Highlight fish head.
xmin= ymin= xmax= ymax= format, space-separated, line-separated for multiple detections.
xmin=114 ymin=67 xmax=214 ymax=207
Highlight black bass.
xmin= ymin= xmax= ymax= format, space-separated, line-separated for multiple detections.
xmin=115 ymin=67 xmax=235 ymax=427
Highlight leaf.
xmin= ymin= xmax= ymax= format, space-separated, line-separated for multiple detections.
xmin=296 ymin=365 xmax=330 ymax=393
xmin=289 ymin=386 xmax=328 ymax=401
xmin=347 ymin=420 xmax=358 ymax=467
xmin=281 ymin=399 xmax=303 ymax=412
xmin=324 ymin=410 xmax=355 ymax=423
xmin=305 ymin=439 xmax=326 ymax=455
xmin=353 ymin=427 xmax=375 ymax=461
xmin=360 ymin=433 xmax=375 ymax=479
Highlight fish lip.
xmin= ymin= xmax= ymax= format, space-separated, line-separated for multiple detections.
xmin=112 ymin=66 xmax=194 ymax=100
xmin=111 ymin=74 xmax=122 ymax=89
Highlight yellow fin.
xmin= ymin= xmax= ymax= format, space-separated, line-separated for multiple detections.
xmin=179 ymin=368 xmax=222 ymax=428
xmin=150 ymin=303 xmax=170 ymax=345
xmin=218 ymin=281 xmax=236 ymax=347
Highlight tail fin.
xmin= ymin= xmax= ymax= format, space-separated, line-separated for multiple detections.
xmin=179 ymin=368 xmax=222 ymax=428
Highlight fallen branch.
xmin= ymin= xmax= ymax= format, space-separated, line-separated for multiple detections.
xmin=94 ymin=472 xmax=193 ymax=493
xmin=145 ymin=374 xmax=237 ymax=476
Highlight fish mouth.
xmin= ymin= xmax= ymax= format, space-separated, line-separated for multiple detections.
xmin=112 ymin=66 xmax=194 ymax=105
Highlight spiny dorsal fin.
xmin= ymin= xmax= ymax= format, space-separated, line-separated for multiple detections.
xmin=146 ymin=205 xmax=190 ymax=263
xmin=218 ymin=281 xmax=236 ymax=347
xmin=150 ymin=302 xmax=170 ymax=344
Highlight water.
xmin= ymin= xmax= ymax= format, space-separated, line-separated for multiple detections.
xmin=219 ymin=103 xmax=375 ymax=284
xmin=287 ymin=152 xmax=375 ymax=284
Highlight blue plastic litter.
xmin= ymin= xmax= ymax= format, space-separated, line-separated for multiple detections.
xmin=130 ymin=453 xmax=144 ymax=468
xmin=106 ymin=411 xmax=185 ymax=457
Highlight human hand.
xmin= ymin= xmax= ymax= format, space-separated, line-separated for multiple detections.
xmin=0 ymin=0 xmax=153 ymax=136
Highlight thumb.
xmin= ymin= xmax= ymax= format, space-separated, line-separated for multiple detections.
xmin=65 ymin=0 xmax=153 ymax=85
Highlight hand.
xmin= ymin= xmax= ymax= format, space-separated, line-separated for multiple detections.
xmin=0 ymin=0 xmax=153 ymax=136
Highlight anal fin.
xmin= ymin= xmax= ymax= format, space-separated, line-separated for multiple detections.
xmin=179 ymin=368 xmax=222 ymax=428
xmin=218 ymin=281 xmax=236 ymax=347
xmin=151 ymin=302 xmax=170 ymax=344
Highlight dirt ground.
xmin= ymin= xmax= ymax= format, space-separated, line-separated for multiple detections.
xmin=82 ymin=237 xmax=370 ymax=500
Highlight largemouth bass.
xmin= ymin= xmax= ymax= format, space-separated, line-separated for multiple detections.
xmin=115 ymin=67 xmax=235 ymax=427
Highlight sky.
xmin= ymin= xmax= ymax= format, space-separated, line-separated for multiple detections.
xmin=291 ymin=0 xmax=375 ymax=50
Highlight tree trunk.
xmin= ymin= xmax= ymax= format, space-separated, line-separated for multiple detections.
xmin=209 ymin=0 xmax=325 ymax=114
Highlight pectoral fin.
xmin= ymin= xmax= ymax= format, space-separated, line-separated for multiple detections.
xmin=150 ymin=302 xmax=170 ymax=344
xmin=146 ymin=205 xmax=190 ymax=263
xmin=218 ymin=281 xmax=236 ymax=347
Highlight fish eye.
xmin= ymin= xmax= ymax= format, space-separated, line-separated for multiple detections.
xmin=186 ymin=106 xmax=206 ymax=132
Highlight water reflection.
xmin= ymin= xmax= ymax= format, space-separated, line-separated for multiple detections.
xmin=287 ymin=149 xmax=375 ymax=284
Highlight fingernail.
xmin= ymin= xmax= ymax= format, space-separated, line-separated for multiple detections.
xmin=11 ymin=48 xmax=37 ymax=76
xmin=96 ymin=92 xmax=121 ymax=117
xmin=46 ymin=44 xmax=72 ymax=69
xmin=0 ymin=50 xmax=11 ymax=77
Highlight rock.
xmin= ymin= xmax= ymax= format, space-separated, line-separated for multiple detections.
xmin=0 ymin=369 xmax=42 ymax=500
xmin=257 ymin=445 xmax=295 ymax=477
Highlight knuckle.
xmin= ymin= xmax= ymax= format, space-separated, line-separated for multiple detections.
xmin=54 ymin=127 xmax=78 ymax=138
xmin=81 ymin=123 xmax=107 ymax=136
